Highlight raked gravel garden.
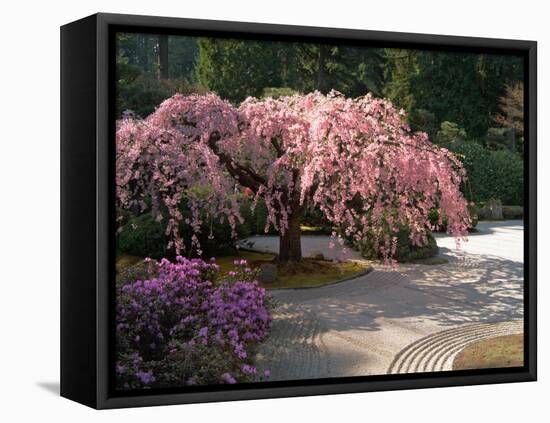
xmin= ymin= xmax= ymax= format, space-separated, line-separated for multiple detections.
xmin=249 ymin=220 xmax=524 ymax=379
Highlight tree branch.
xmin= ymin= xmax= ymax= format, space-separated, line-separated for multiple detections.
xmin=271 ymin=136 xmax=284 ymax=157
xmin=207 ymin=132 xmax=267 ymax=192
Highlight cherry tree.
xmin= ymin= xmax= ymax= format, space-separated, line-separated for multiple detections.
xmin=117 ymin=91 xmax=471 ymax=262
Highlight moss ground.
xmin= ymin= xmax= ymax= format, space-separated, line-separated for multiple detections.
xmin=453 ymin=334 xmax=524 ymax=370
xmin=117 ymin=250 xmax=371 ymax=289
xmin=215 ymin=250 xmax=371 ymax=289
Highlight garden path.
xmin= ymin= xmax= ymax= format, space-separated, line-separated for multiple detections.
xmin=245 ymin=221 xmax=524 ymax=380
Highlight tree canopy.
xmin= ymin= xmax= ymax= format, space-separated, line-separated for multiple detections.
xmin=116 ymin=92 xmax=471 ymax=262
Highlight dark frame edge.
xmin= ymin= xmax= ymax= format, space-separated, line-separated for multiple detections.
xmin=97 ymin=12 xmax=112 ymax=410
xmin=526 ymin=42 xmax=537 ymax=381
xmin=60 ymin=14 xmax=99 ymax=409
xmin=59 ymin=12 xmax=537 ymax=410
xmin=99 ymin=371 xmax=536 ymax=409
xmin=94 ymin=12 xmax=536 ymax=49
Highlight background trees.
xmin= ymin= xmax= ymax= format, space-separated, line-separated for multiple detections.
xmin=116 ymin=34 xmax=523 ymax=147
xmin=116 ymin=92 xmax=471 ymax=262
xmin=196 ymin=38 xmax=282 ymax=102
xmin=494 ymin=82 xmax=524 ymax=153
xmin=115 ymin=31 xmax=525 ymax=223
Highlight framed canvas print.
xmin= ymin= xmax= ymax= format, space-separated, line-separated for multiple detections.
xmin=60 ymin=13 xmax=537 ymax=409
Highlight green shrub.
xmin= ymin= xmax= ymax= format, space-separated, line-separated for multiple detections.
xmin=354 ymin=225 xmax=439 ymax=263
xmin=408 ymin=108 xmax=438 ymax=138
xmin=486 ymin=127 xmax=510 ymax=151
xmin=117 ymin=74 xmax=207 ymax=118
xmin=488 ymin=150 xmax=524 ymax=205
xmin=117 ymin=195 xmax=279 ymax=259
xmin=262 ymin=87 xmax=300 ymax=99
xmin=117 ymin=210 xmax=241 ymax=259
xmin=436 ymin=121 xmax=467 ymax=145
xmin=478 ymin=198 xmax=503 ymax=220
xmin=117 ymin=213 xmax=167 ymax=259
xmin=301 ymin=206 xmax=333 ymax=234
xmin=449 ymin=141 xmax=524 ymax=206
xmin=239 ymin=197 xmax=278 ymax=236
xmin=502 ymin=205 xmax=524 ymax=220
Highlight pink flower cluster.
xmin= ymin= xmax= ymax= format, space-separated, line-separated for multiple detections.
xmin=117 ymin=91 xmax=470 ymax=261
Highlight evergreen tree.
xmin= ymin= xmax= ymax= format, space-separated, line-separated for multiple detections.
xmin=382 ymin=49 xmax=418 ymax=112
xmin=494 ymin=82 xmax=524 ymax=153
xmin=197 ymin=38 xmax=282 ymax=103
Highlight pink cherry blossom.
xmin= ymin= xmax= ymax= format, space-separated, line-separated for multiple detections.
xmin=117 ymin=91 xmax=470 ymax=261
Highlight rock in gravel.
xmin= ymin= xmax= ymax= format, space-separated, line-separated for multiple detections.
xmin=258 ymin=263 xmax=278 ymax=284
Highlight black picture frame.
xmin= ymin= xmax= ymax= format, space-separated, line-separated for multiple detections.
xmin=60 ymin=12 xmax=537 ymax=409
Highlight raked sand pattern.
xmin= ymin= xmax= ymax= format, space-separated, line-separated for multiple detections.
xmin=387 ymin=320 xmax=523 ymax=374
xmin=251 ymin=221 xmax=524 ymax=380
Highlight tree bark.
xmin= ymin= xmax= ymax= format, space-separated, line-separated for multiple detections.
xmin=158 ymin=34 xmax=169 ymax=80
xmin=509 ymin=127 xmax=517 ymax=153
xmin=278 ymin=209 xmax=302 ymax=262
xmin=317 ymin=45 xmax=327 ymax=93
xmin=141 ymin=34 xmax=150 ymax=71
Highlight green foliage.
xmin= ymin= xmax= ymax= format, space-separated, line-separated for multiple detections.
xmin=116 ymin=33 xmax=198 ymax=79
xmin=117 ymin=195 xmax=279 ymax=260
xmin=116 ymin=73 xmax=207 ymax=118
xmin=408 ymin=108 xmax=438 ymax=138
xmin=301 ymin=206 xmax=333 ymax=234
xmin=502 ymin=205 xmax=524 ymax=220
xmin=310 ymin=45 xmax=384 ymax=96
xmin=262 ymin=87 xmax=300 ymax=99
xmin=239 ymin=197 xmax=278 ymax=236
xmin=413 ymin=52 xmax=522 ymax=138
xmin=412 ymin=52 xmax=488 ymax=138
xmin=436 ymin=121 xmax=467 ymax=145
xmin=478 ymin=198 xmax=503 ymax=220
xmin=486 ymin=127 xmax=511 ymax=150
xmin=383 ymin=50 xmax=523 ymax=140
xmin=383 ymin=49 xmax=418 ymax=112
xmin=354 ymin=226 xmax=439 ymax=263
xmin=196 ymin=39 xmax=384 ymax=103
xmin=493 ymin=82 xmax=525 ymax=154
xmin=449 ymin=142 xmax=524 ymax=205
xmin=428 ymin=203 xmax=479 ymax=232
xmin=197 ymin=38 xmax=282 ymax=103
xmin=167 ymin=36 xmax=199 ymax=80
xmin=115 ymin=33 xmax=204 ymax=117
xmin=116 ymin=32 xmax=524 ymax=151
xmin=117 ymin=213 xmax=167 ymax=259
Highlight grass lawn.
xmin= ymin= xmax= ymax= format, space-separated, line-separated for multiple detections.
xmin=215 ymin=250 xmax=371 ymax=289
xmin=452 ymin=334 xmax=524 ymax=370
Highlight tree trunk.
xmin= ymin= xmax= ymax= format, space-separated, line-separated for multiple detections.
xmin=142 ymin=35 xmax=149 ymax=72
xmin=508 ymin=126 xmax=517 ymax=153
xmin=317 ymin=45 xmax=327 ymax=93
xmin=278 ymin=210 xmax=302 ymax=262
xmin=158 ymin=34 xmax=169 ymax=80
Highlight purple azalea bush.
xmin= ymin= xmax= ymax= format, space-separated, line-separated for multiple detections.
xmin=116 ymin=256 xmax=272 ymax=389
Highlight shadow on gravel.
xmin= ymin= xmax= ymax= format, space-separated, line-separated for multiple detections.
xmin=271 ymin=249 xmax=523 ymax=334
xmin=255 ymin=223 xmax=524 ymax=379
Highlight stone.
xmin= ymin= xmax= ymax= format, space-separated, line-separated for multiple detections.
xmin=479 ymin=198 xmax=503 ymax=220
xmin=309 ymin=251 xmax=325 ymax=260
xmin=258 ymin=263 xmax=278 ymax=284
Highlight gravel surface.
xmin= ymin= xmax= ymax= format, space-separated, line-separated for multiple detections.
xmin=250 ymin=221 xmax=524 ymax=380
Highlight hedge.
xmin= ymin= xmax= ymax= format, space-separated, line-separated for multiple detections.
xmin=353 ymin=225 xmax=439 ymax=263
xmin=449 ymin=141 xmax=524 ymax=206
